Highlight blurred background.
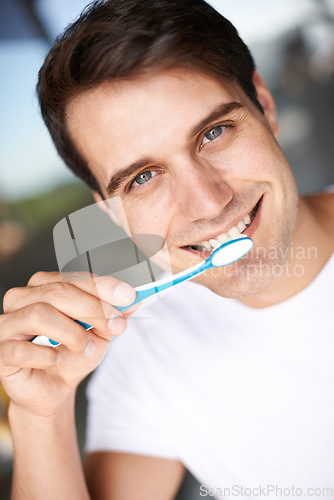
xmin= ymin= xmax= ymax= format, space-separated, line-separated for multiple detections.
xmin=0 ymin=0 xmax=333 ymax=497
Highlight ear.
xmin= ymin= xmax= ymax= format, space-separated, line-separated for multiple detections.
xmin=92 ymin=191 xmax=121 ymax=226
xmin=252 ymin=71 xmax=279 ymax=137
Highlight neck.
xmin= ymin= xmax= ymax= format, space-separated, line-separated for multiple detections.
xmin=238 ymin=195 xmax=334 ymax=308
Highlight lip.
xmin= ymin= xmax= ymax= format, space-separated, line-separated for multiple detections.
xmin=242 ymin=194 xmax=263 ymax=240
xmin=179 ymin=195 xmax=263 ymax=259
xmin=181 ymin=196 xmax=263 ymax=249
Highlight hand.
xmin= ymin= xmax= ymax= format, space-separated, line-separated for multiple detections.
xmin=0 ymin=271 xmax=137 ymax=417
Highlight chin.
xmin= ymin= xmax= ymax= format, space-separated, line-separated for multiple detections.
xmin=192 ymin=253 xmax=284 ymax=299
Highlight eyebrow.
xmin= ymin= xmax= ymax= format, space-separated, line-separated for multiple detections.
xmin=106 ymin=101 xmax=245 ymax=196
xmin=106 ymin=157 xmax=154 ymax=196
xmin=190 ymin=101 xmax=245 ymax=136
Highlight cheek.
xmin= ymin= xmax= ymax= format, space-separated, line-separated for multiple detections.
xmin=123 ymin=195 xmax=172 ymax=238
xmin=246 ymin=143 xmax=289 ymax=184
xmin=204 ymin=128 xmax=284 ymax=181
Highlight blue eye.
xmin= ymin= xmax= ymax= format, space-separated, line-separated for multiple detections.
xmin=130 ymin=170 xmax=162 ymax=190
xmin=134 ymin=171 xmax=152 ymax=185
xmin=202 ymin=125 xmax=225 ymax=146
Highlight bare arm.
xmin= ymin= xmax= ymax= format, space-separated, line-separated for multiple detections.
xmin=10 ymin=395 xmax=185 ymax=500
xmin=10 ymin=395 xmax=90 ymax=500
xmin=2 ymin=271 xmax=184 ymax=499
xmin=0 ymin=271 xmax=139 ymax=499
xmin=84 ymin=452 xmax=185 ymax=500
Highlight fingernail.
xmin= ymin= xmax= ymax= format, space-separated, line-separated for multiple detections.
xmin=53 ymin=351 xmax=60 ymax=365
xmin=108 ymin=315 xmax=126 ymax=334
xmin=114 ymin=283 xmax=135 ymax=303
xmin=84 ymin=339 xmax=96 ymax=357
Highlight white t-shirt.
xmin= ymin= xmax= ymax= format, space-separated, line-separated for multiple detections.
xmin=86 ymin=253 xmax=334 ymax=496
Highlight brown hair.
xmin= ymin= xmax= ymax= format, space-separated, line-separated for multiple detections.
xmin=37 ymin=0 xmax=262 ymax=194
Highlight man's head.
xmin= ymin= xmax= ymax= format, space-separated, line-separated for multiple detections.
xmin=38 ymin=0 xmax=299 ymax=298
xmin=37 ymin=0 xmax=261 ymax=195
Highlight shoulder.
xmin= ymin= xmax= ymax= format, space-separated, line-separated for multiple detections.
xmin=304 ymin=187 xmax=334 ymax=238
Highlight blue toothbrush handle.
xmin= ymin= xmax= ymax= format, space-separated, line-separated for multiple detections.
xmin=30 ymin=237 xmax=253 ymax=346
xmin=116 ymin=287 xmax=159 ymax=312
xmin=116 ymin=260 xmax=210 ymax=312
xmin=30 ymin=319 xmax=93 ymax=347
xmin=32 ymin=270 xmax=198 ymax=344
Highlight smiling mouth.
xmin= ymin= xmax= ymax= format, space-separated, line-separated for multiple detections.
xmin=184 ymin=198 xmax=261 ymax=254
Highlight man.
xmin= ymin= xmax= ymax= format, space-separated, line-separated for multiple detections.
xmin=0 ymin=0 xmax=333 ymax=498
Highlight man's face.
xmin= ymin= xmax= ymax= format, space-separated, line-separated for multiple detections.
xmin=66 ymin=67 xmax=298 ymax=298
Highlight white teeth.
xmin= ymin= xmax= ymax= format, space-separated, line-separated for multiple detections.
xmin=237 ymin=220 xmax=246 ymax=232
xmin=217 ymin=233 xmax=229 ymax=244
xmin=202 ymin=241 xmax=212 ymax=252
xmin=209 ymin=239 xmax=221 ymax=250
xmin=192 ymin=205 xmax=255 ymax=252
xmin=209 ymin=238 xmax=218 ymax=247
xmin=228 ymin=226 xmax=241 ymax=239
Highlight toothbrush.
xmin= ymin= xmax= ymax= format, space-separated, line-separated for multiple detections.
xmin=116 ymin=235 xmax=253 ymax=311
xmin=31 ymin=236 xmax=253 ymax=347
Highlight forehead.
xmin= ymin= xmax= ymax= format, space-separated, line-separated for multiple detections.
xmin=66 ymin=67 xmax=243 ymax=181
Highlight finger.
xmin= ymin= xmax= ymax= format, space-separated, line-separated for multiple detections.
xmin=0 ymin=339 xmax=59 ymax=372
xmin=27 ymin=271 xmax=92 ymax=287
xmin=0 ymin=304 xmax=97 ymax=354
xmin=3 ymin=282 xmax=127 ymax=333
xmin=103 ymin=302 xmax=142 ymax=335
xmin=122 ymin=301 xmax=142 ymax=319
xmin=26 ymin=272 xmax=136 ymax=308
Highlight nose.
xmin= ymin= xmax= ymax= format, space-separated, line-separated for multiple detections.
xmin=172 ymin=158 xmax=233 ymax=221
